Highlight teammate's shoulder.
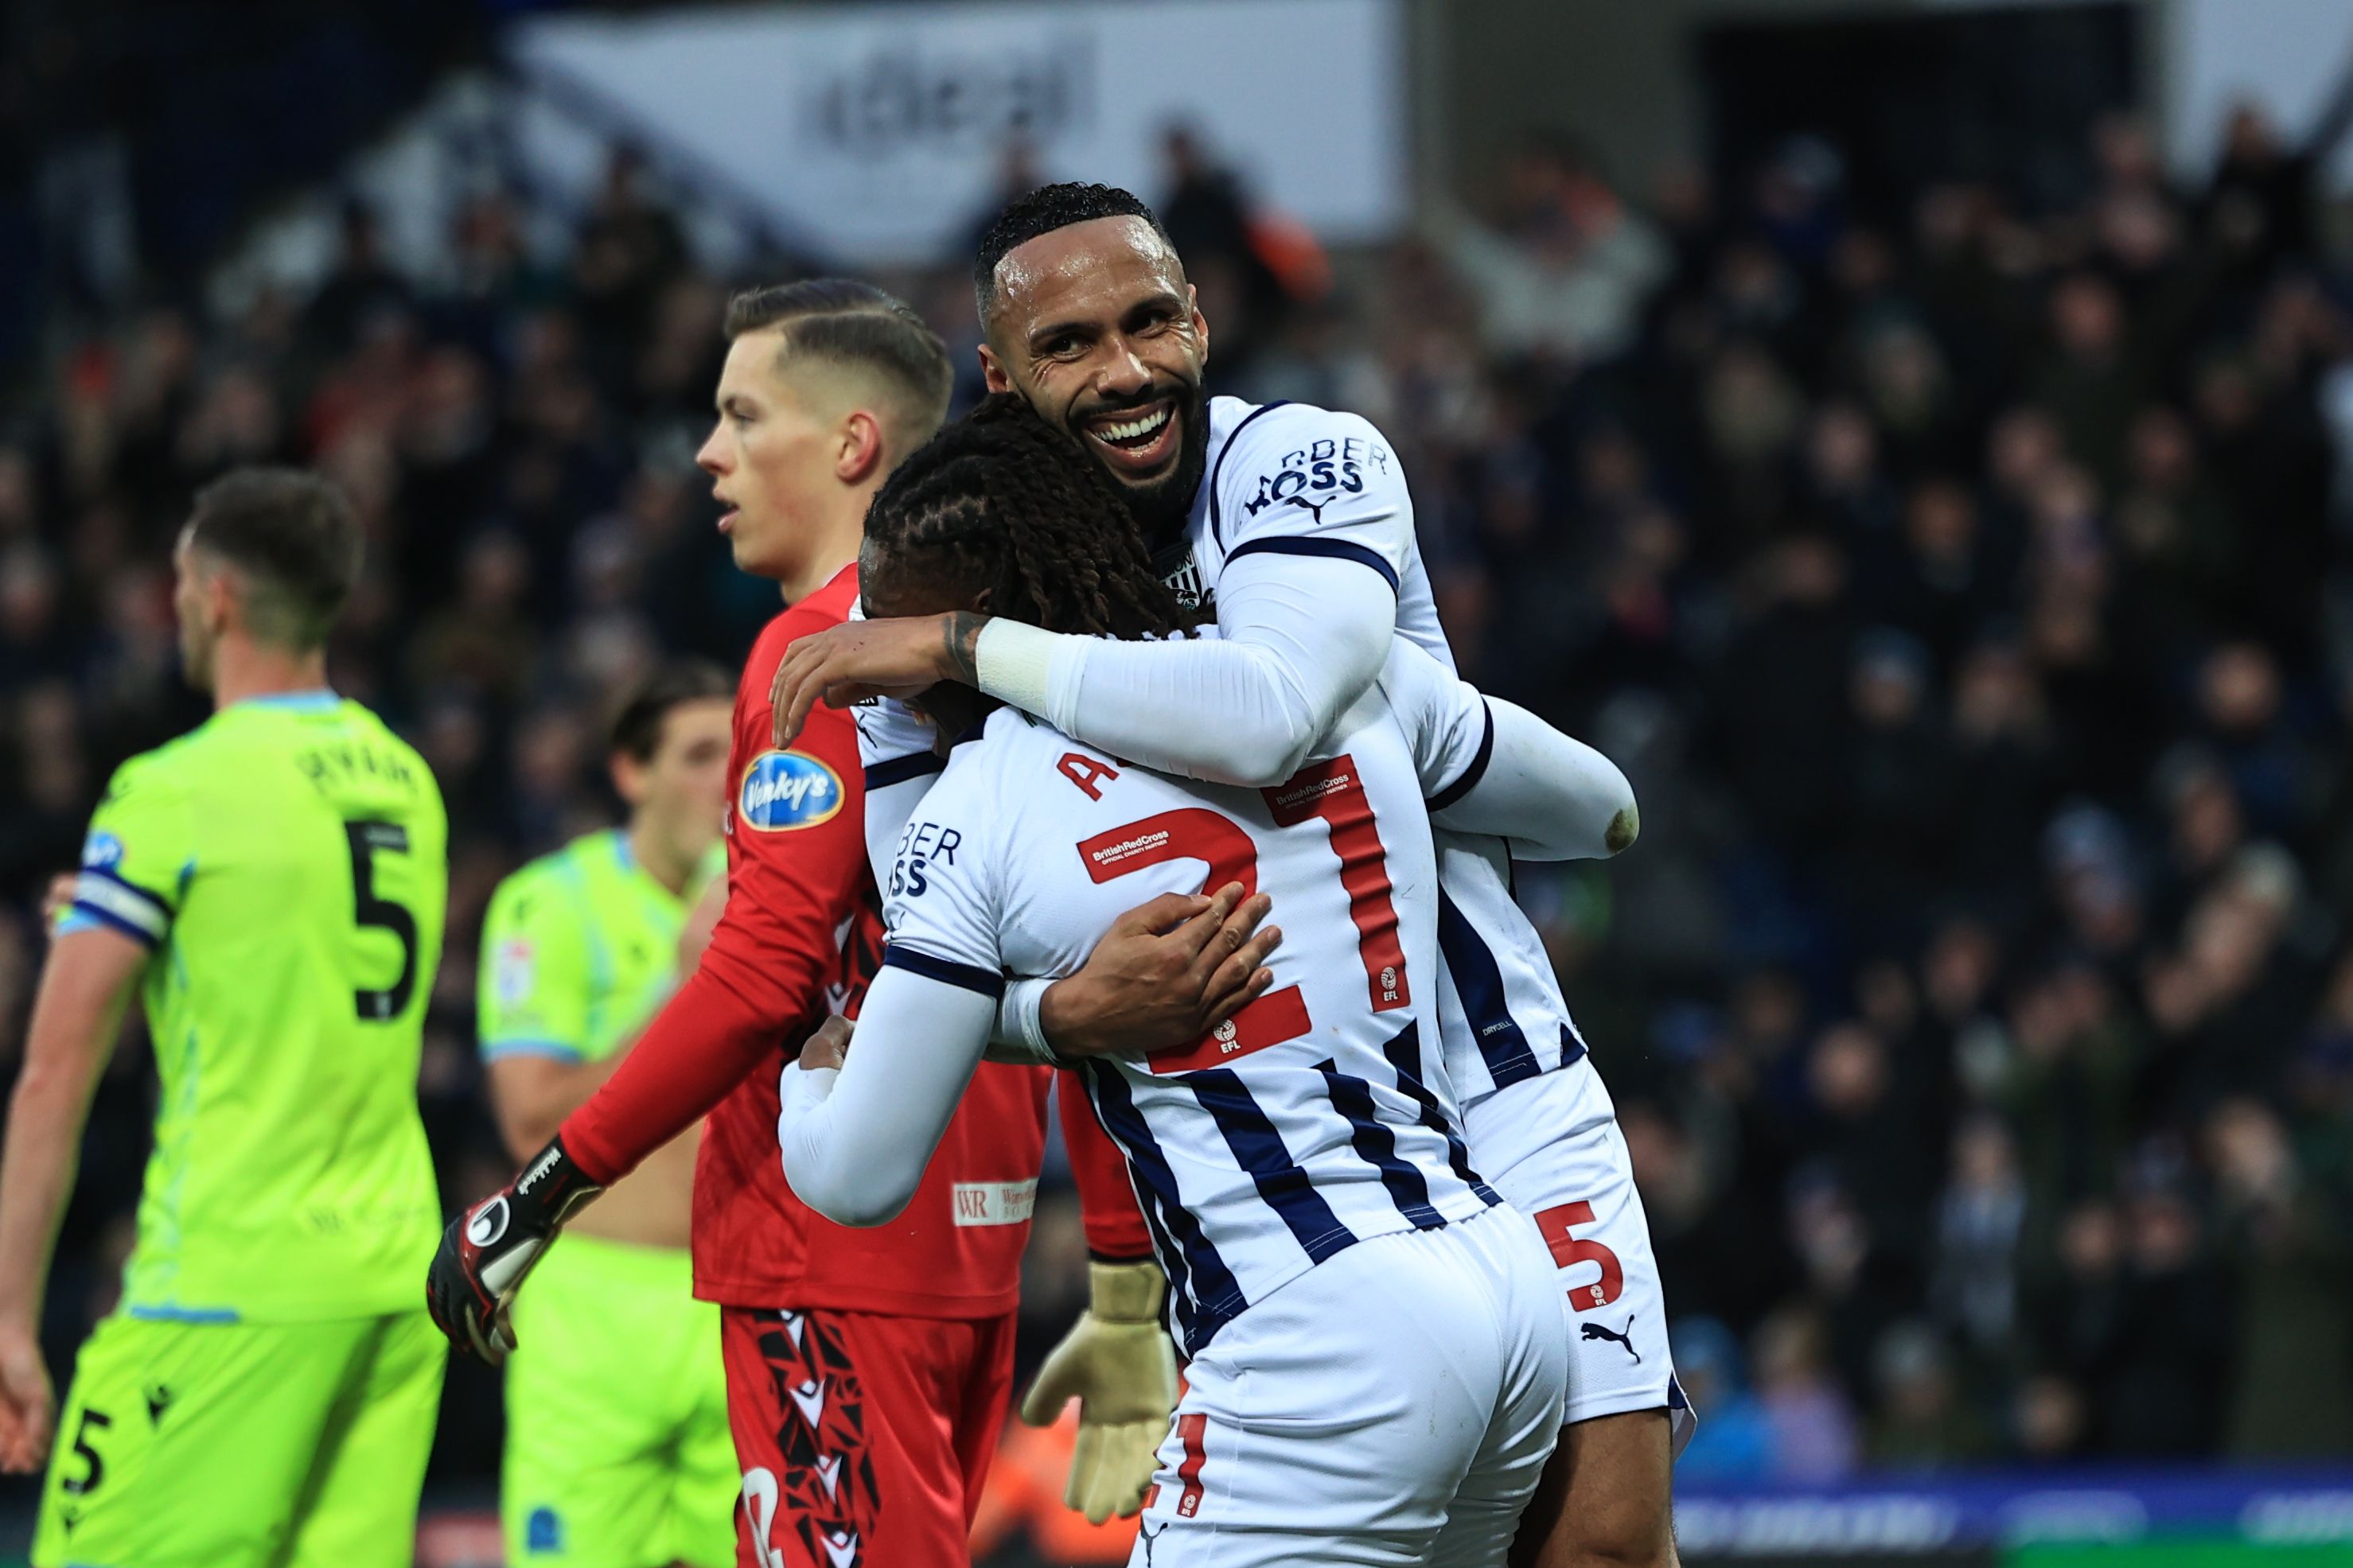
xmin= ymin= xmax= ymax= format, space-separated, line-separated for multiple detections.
xmin=1217 ymin=398 xmax=1395 ymax=469
xmin=1209 ymin=399 xmax=1404 ymax=539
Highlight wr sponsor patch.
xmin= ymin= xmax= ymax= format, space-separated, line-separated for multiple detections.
xmin=739 ymin=750 xmax=845 ymax=831
xmin=80 ymin=830 xmax=124 ymax=870
xmin=950 ymin=1180 xmax=1038 ymax=1227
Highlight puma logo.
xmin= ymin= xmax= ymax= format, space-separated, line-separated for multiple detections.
xmin=1282 ymin=495 xmax=1330 ymax=524
xmin=1581 ymin=1317 xmax=1642 ymax=1363
xmin=144 ymin=1383 xmax=172 ymax=1425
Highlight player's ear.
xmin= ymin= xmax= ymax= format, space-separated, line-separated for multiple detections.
xmin=1189 ymin=282 xmax=1210 ymax=372
xmin=836 ymin=409 xmax=885 ymax=485
xmin=978 ymin=342 xmax=1013 ymax=395
xmin=609 ymin=748 xmax=649 ymax=808
xmin=205 ymin=562 xmax=241 ymax=638
xmin=973 ymin=587 xmax=995 ymax=616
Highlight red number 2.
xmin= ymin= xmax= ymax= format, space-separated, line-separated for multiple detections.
xmin=1534 ymin=1200 xmax=1624 ymax=1311
xmin=1073 ymin=753 xmax=1409 ymax=1068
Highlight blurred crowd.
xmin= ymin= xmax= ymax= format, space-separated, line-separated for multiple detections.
xmin=2 ymin=85 xmax=2353 ymax=1531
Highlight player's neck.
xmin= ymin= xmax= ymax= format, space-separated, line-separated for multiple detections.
xmin=209 ymin=637 xmax=329 ymax=712
xmin=625 ymin=820 xmax=696 ymax=898
xmin=777 ymin=496 xmax=871 ymax=604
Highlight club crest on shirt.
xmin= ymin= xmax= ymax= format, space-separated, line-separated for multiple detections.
xmin=80 ymin=830 xmax=123 ymax=870
xmin=739 ymin=750 xmax=845 ymax=831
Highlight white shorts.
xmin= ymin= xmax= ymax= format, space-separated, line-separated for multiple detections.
xmin=1467 ymin=1062 xmax=1697 ymax=1453
xmin=1129 ymin=1203 xmax=1569 ymax=1567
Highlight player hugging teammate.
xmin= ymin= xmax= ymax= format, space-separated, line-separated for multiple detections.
xmin=0 ymin=182 xmax=1677 ymax=1568
xmin=775 ymin=185 xmax=1687 ymax=1568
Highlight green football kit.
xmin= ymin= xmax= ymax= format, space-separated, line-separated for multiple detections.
xmin=35 ymin=691 xmax=448 ymax=1568
xmin=478 ymin=830 xmax=733 ymax=1568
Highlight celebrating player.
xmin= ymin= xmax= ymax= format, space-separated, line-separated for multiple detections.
xmin=773 ymin=185 xmax=1685 ymax=1568
xmin=429 ymin=280 xmax=1276 ymax=1566
xmin=778 ymin=394 xmax=1645 ymax=1565
xmin=477 ymin=662 xmax=737 ymax=1568
xmin=0 ymin=469 xmax=448 ymax=1568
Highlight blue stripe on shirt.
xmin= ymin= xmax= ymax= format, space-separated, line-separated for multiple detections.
xmin=881 ymin=944 xmax=1004 ymax=998
xmin=865 ymin=752 xmax=946 ymax=791
xmin=1381 ymin=1019 xmax=1500 ymax=1207
xmin=480 ymin=1040 xmax=586 ymax=1064
xmin=1188 ymin=1068 xmax=1358 ymax=1266
xmin=1224 ymin=535 xmax=1401 ymax=593
xmin=1436 ymin=887 xmax=1541 ymax=1089
xmin=1087 ymin=1063 xmax=1245 ymax=1356
xmin=1317 ymin=1060 xmax=1446 ymax=1231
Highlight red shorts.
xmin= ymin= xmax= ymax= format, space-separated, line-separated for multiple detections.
xmin=723 ymin=1305 xmax=1019 ymax=1568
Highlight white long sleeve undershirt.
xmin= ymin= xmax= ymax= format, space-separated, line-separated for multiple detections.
xmin=974 ymin=552 xmax=1393 ymax=789
xmin=775 ymin=966 xmax=994 ymax=1228
xmin=1436 ymin=698 xmax=1638 ymax=862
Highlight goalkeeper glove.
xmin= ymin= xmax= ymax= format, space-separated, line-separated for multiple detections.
xmin=1018 ymin=1259 xmax=1179 ymax=1523
xmin=425 ymin=1134 xmax=601 ymax=1364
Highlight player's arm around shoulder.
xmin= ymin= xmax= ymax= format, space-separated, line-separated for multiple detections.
xmin=1381 ymin=639 xmax=1639 ymax=862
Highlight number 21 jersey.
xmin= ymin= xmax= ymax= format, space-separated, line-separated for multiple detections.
xmin=882 ymin=644 xmax=1500 ymax=1357
xmin=63 ymin=693 xmax=446 ymax=1321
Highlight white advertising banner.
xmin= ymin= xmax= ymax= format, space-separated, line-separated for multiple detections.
xmin=510 ymin=0 xmax=1407 ymax=264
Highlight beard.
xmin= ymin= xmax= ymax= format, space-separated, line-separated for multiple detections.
xmin=1089 ymin=377 xmax=1210 ymax=547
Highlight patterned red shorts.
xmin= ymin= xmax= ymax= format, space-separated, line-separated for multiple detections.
xmin=722 ymin=1305 xmax=1017 ymax=1568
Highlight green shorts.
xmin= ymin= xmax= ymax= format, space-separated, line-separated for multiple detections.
xmin=503 ymin=1233 xmax=734 ymax=1568
xmin=32 ymin=1308 xmax=443 ymax=1568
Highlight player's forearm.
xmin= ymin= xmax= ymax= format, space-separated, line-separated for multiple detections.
xmin=489 ymin=1052 xmax=630 ymax=1164
xmin=559 ymin=970 xmax=781 ymax=1185
xmin=973 ymin=556 xmax=1392 ymax=788
xmin=0 ymin=944 xmax=137 ymax=1325
xmin=1436 ymin=699 xmax=1638 ymax=861
xmin=776 ymin=968 xmax=993 ymax=1226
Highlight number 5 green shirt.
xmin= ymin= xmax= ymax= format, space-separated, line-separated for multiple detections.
xmin=61 ymin=691 xmax=447 ymax=1322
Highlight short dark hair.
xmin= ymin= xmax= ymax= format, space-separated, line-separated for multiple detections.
xmin=723 ymin=278 xmax=953 ymax=447
xmin=972 ymin=183 xmax=1175 ymax=327
xmin=608 ymin=659 xmax=734 ymax=762
xmin=864 ymin=392 xmax=1204 ymax=644
xmin=185 ymin=467 xmax=363 ymax=650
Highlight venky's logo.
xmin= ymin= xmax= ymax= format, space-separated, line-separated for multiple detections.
xmin=739 ymin=751 xmax=844 ymax=831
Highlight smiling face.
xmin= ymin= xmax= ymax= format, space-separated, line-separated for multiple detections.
xmin=979 ymin=216 xmax=1210 ymax=537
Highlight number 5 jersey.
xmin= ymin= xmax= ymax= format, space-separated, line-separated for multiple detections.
xmin=61 ymin=692 xmax=446 ymax=1321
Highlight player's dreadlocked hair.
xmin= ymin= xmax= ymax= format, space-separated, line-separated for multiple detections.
xmin=972 ymin=183 xmax=1175 ymax=327
xmin=864 ymin=393 xmax=1206 ymax=642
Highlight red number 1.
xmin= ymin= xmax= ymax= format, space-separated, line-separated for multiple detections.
xmin=1534 ymin=1200 xmax=1624 ymax=1311
xmin=1263 ymin=756 xmax=1409 ymax=1014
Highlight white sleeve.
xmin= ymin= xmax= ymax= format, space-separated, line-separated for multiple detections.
xmin=972 ymin=406 xmax=1411 ymax=789
xmin=1381 ymin=639 xmax=1638 ymax=862
xmin=783 ymin=761 xmax=1011 ymax=1225
xmin=777 ymin=967 xmax=993 ymax=1226
xmin=855 ymin=700 xmax=943 ymax=894
xmin=857 ymin=700 xmax=1042 ymax=1052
